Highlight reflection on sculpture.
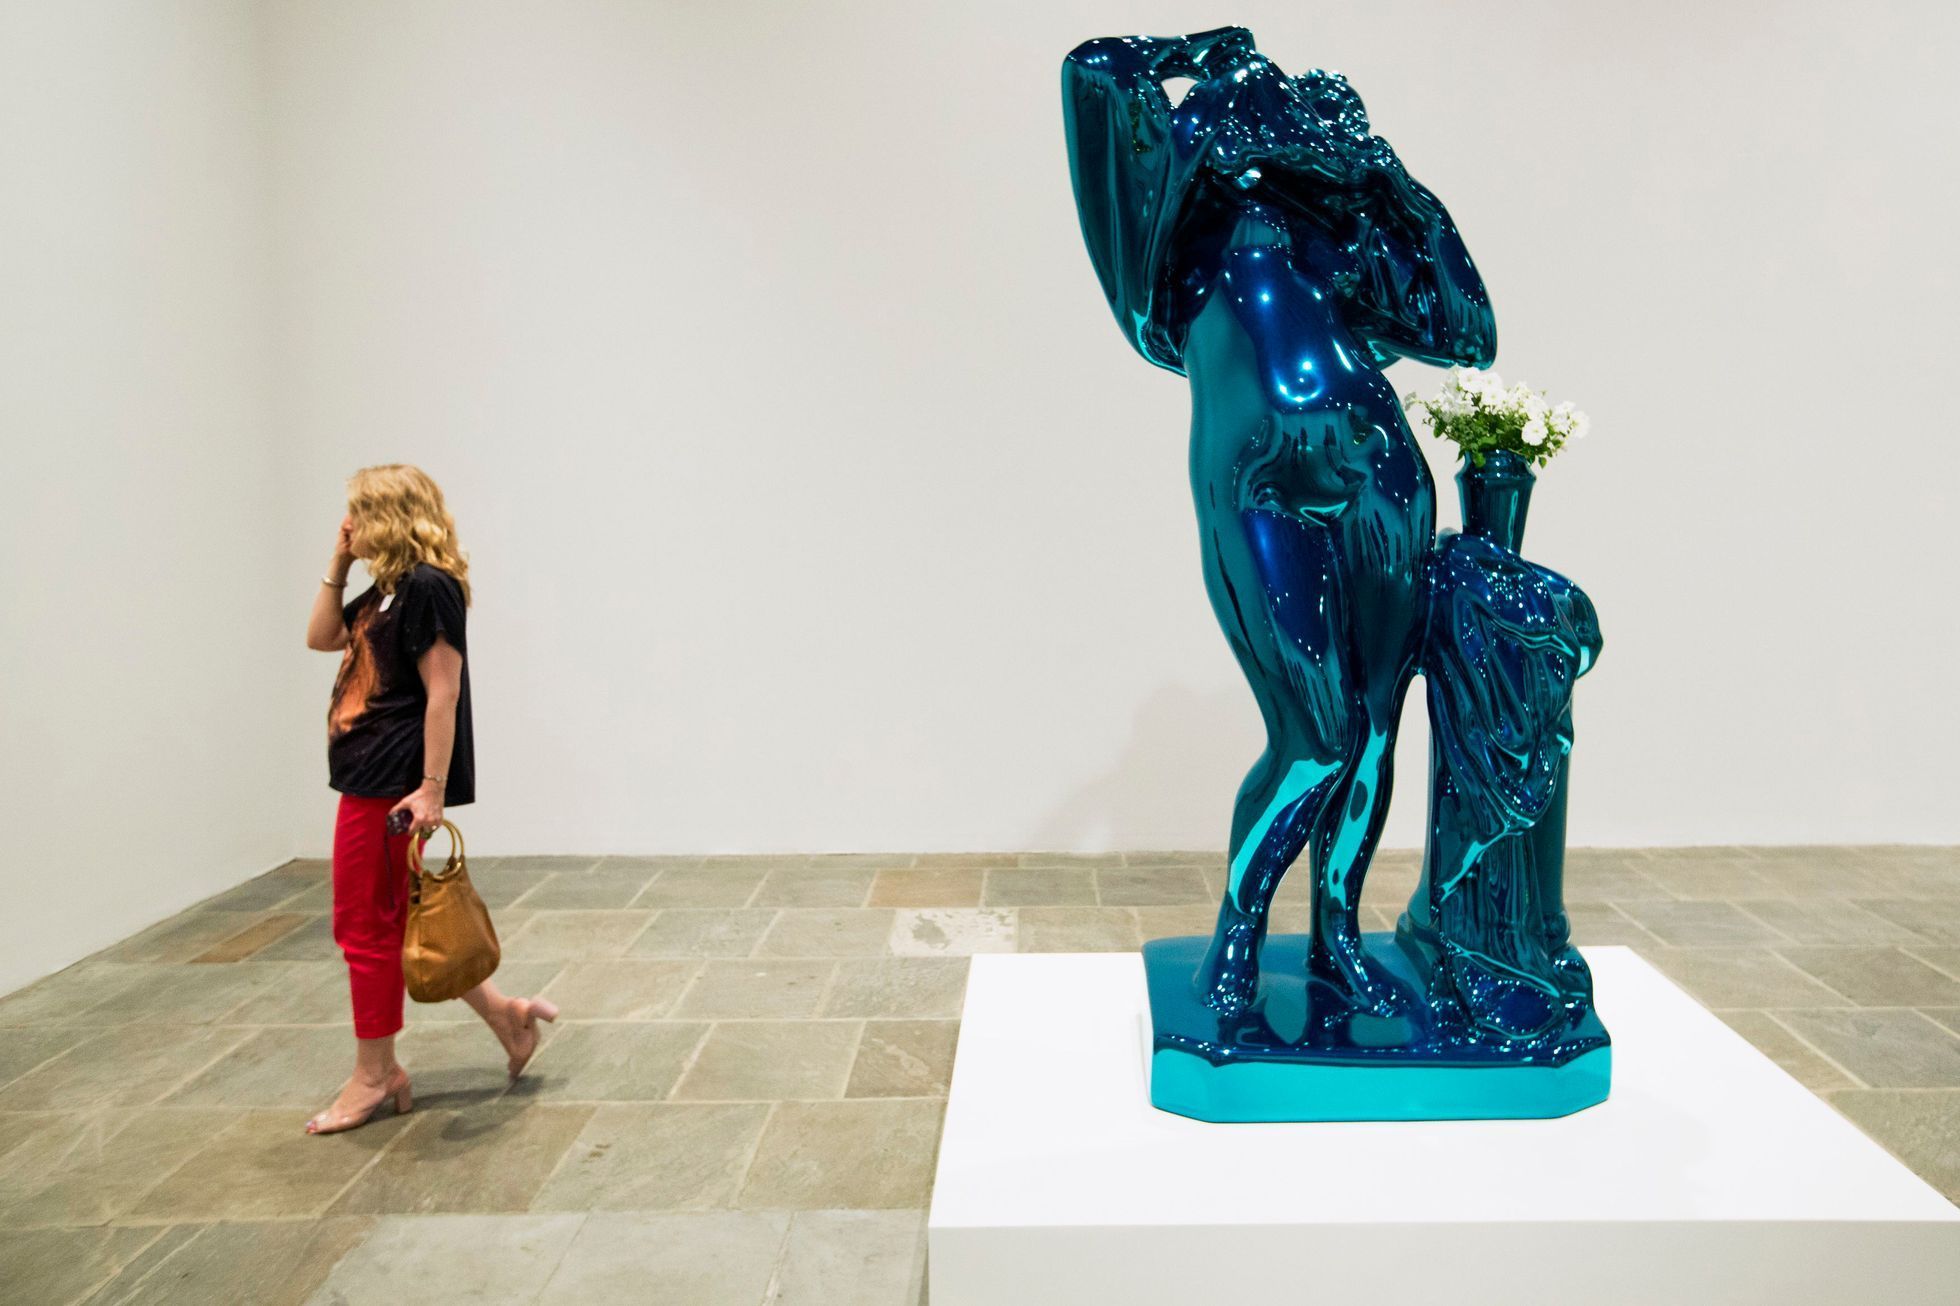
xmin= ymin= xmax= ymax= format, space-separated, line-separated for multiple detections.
xmin=1062 ymin=28 xmax=1609 ymax=1121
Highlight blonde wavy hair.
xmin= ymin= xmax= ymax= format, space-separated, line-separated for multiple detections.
xmin=347 ymin=464 xmax=471 ymax=604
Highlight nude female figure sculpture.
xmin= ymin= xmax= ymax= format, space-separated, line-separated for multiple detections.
xmin=1063 ymin=28 xmax=1497 ymax=1018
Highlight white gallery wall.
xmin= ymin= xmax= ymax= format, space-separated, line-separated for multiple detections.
xmin=265 ymin=0 xmax=1960 ymax=855
xmin=3 ymin=2 xmax=1955 ymax=989
xmin=0 ymin=1 xmax=299 ymax=994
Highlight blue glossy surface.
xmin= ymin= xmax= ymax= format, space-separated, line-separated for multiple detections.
xmin=1063 ymin=28 xmax=1609 ymax=1120
xmin=1146 ymin=935 xmax=1611 ymax=1123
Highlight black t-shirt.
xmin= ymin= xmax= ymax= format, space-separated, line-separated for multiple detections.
xmin=327 ymin=563 xmax=475 ymax=805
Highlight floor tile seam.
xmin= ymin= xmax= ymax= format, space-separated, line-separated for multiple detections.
xmin=804 ymin=962 xmax=845 ymax=1024
xmin=37 ymin=1013 xmax=306 ymax=1032
xmin=1592 ymin=902 xmax=1665 ymax=946
xmin=1820 ymin=899 xmax=1935 ymax=933
xmin=1752 ymin=936 xmax=1946 ymax=953
xmin=1900 ymin=946 xmax=1960 ymax=984
xmin=1635 ymin=928 xmax=1800 ymax=950
xmin=1643 ymin=866 xmax=1693 ymax=902
xmin=498 ymin=1209 xmax=590 ymax=1306
xmin=640 ymin=958 xmax=703 ymax=1021
xmin=201 ymin=914 xmax=314 ymax=965
xmin=19 ymin=1103 xmax=161 ymax=1177
xmin=1678 ymin=901 xmax=1802 ymax=945
xmin=106 ymin=1109 xmax=267 ymax=1236
xmin=624 ymin=886 xmax=660 ymax=911
xmin=59 ymin=1222 xmax=176 ymax=1306
xmin=179 ymin=909 xmax=284 ymax=961
xmin=14 ymin=1202 xmax=208 ymax=1243
xmin=202 ymin=977 xmax=290 ymax=1027
xmin=308 ymin=1107 xmax=429 ymax=1219
xmin=0 ymin=1033 xmax=98 ymax=1094
xmin=61 ymin=967 xmax=164 ymax=1019
xmin=755 ymin=1205 xmax=804 ymax=1306
xmin=1895 ymin=1008 xmax=1960 ymax=1043
xmin=492 ymin=1094 xmax=949 ymax=1110
xmin=743 ymin=910 xmax=784 ymax=957
xmin=0 ymin=1010 xmax=122 ymax=1029
xmin=835 ymin=1019 xmax=872 ymax=1099
xmin=1816 ymin=1098 xmax=1956 ymax=1186
xmin=102 ymin=1212 xmax=373 ymax=1229
xmin=728 ymin=1100 xmax=782 ymax=1210
xmin=200 ymin=879 xmax=312 ymax=915
xmin=517 ymin=1101 xmax=610 ymax=1213
xmin=516 ymin=888 xmax=676 ymax=912
xmin=1764 ymin=945 xmax=1927 ymax=1005
xmin=0 ymin=1103 xmax=299 ymax=1120
xmin=1715 ymin=1002 xmax=1958 ymax=1013
xmin=71 ymin=1207 xmax=214 ymax=1223
xmin=537 ymin=1004 xmax=948 ymax=1019
xmin=661 ymin=1023 xmax=719 ymax=1103
xmin=674 ymin=1021 xmax=868 ymax=1104
xmin=1758 ymin=1010 xmax=1871 ymax=1090
xmin=142 ymin=1026 xmax=260 ymax=1109
xmin=504 ymin=881 xmax=553 ymax=911
xmin=1730 ymin=901 xmax=1818 ymax=938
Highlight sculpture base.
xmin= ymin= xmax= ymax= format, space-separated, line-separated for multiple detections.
xmin=928 ymin=950 xmax=1960 ymax=1306
xmin=1144 ymin=933 xmax=1610 ymax=1122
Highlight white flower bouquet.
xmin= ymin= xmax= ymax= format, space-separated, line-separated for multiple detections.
xmin=1405 ymin=368 xmax=1589 ymax=468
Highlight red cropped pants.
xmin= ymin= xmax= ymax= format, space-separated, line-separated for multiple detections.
xmin=331 ymin=793 xmax=415 ymax=1039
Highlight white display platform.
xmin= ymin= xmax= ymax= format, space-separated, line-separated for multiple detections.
xmin=929 ymin=947 xmax=1960 ymax=1305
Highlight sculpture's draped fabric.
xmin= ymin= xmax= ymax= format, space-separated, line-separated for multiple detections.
xmin=1425 ymin=534 xmax=1601 ymax=847
xmin=1422 ymin=533 xmax=1602 ymax=1037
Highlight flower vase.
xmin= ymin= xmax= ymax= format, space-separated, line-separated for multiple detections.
xmin=1458 ymin=448 xmax=1535 ymax=549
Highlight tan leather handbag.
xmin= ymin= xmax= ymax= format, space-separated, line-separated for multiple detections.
xmin=403 ymin=819 xmax=500 ymax=1003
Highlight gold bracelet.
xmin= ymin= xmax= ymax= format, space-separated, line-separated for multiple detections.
xmin=322 ymin=576 xmax=347 ymax=588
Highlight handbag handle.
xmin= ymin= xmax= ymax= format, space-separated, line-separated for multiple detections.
xmin=407 ymin=818 xmax=466 ymax=880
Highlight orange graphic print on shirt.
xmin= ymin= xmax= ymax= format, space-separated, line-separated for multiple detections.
xmin=329 ymin=603 xmax=381 ymax=739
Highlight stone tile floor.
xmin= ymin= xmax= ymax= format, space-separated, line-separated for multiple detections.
xmin=2 ymin=847 xmax=1957 ymax=1303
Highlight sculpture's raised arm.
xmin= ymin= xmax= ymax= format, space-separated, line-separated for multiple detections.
xmin=1061 ymin=30 xmax=1251 ymax=372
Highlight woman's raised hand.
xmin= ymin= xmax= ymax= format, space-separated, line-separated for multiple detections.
xmin=333 ymin=517 xmax=355 ymax=567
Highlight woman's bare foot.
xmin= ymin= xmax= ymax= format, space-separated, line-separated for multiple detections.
xmin=306 ymin=1064 xmax=412 ymax=1135
xmin=495 ymin=996 xmax=559 ymax=1080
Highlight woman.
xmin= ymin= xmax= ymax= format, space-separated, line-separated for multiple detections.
xmin=303 ymin=463 xmax=557 ymax=1134
xmin=1062 ymin=29 xmax=1498 ymax=1019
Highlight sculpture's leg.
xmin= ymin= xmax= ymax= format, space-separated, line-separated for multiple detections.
xmin=1305 ymin=722 xmax=1404 ymax=1015
xmin=1199 ymin=747 xmax=1344 ymax=1014
xmin=1302 ymin=480 xmax=1432 ymax=1013
xmin=1397 ymin=755 xmax=1453 ymax=963
xmin=1193 ymin=508 xmax=1355 ymax=1015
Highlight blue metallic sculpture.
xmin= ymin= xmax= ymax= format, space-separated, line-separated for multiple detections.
xmin=1062 ymin=28 xmax=1609 ymax=1121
